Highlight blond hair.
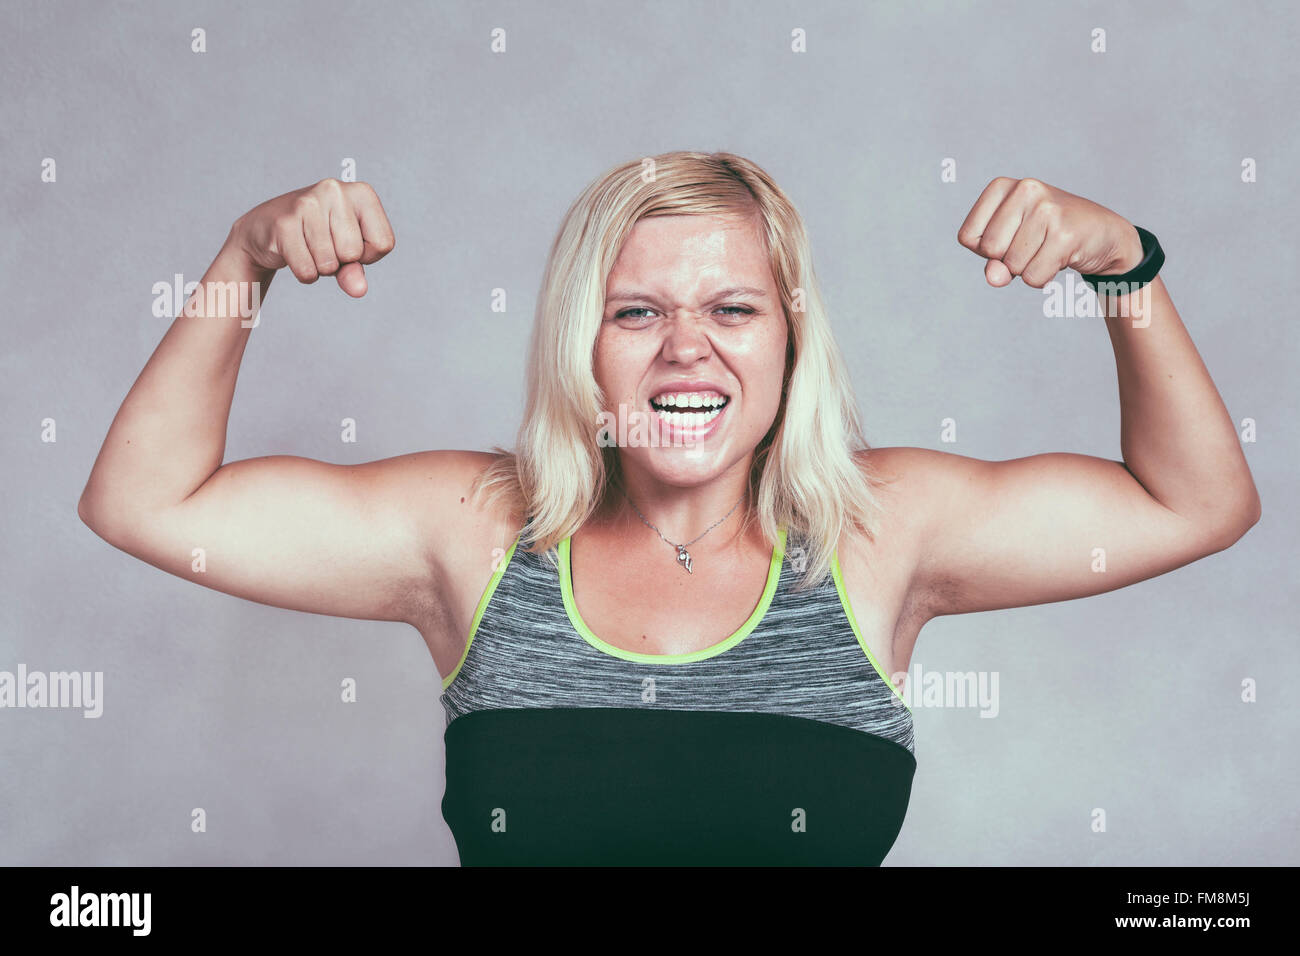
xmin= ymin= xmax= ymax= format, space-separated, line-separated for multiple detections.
xmin=471 ymin=150 xmax=887 ymax=590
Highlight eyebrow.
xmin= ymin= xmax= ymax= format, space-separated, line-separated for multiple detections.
xmin=606 ymin=286 xmax=769 ymax=303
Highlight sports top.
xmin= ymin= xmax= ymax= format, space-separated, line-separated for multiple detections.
xmin=440 ymin=524 xmax=916 ymax=865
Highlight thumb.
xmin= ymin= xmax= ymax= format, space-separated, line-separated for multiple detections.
xmin=336 ymin=261 xmax=368 ymax=297
xmin=984 ymin=258 xmax=1012 ymax=287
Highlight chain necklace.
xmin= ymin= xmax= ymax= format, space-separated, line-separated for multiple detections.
xmin=620 ymin=486 xmax=746 ymax=574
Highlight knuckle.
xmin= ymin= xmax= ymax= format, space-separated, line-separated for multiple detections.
xmin=293 ymin=193 xmax=321 ymax=216
xmin=1020 ymin=267 xmax=1049 ymax=288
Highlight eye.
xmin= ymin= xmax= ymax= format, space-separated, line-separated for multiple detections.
xmin=609 ymin=305 xmax=757 ymax=325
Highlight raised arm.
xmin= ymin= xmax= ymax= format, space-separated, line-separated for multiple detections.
xmin=77 ymin=179 xmax=486 ymax=626
xmin=884 ymin=177 xmax=1260 ymax=619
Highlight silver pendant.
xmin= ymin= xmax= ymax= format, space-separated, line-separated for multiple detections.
xmin=676 ymin=546 xmax=693 ymax=573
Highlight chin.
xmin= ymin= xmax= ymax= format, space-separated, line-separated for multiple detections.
xmin=620 ymin=444 xmax=746 ymax=487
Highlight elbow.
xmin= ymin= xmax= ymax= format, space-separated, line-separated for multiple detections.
xmin=1203 ymin=489 xmax=1261 ymax=553
xmin=77 ymin=492 xmax=113 ymax=545
xmin=76 ymin=491 xmax=93 ymax=527
xmin=77 ymin=489 xmax=96 ymax=529
xmin=1236 ymin=484 xmax=1263 ymax=538
xmin=77 ymin=488 xmax=128 ymax=546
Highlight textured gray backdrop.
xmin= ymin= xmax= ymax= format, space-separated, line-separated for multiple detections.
xmin=1 ymin=0 xmax=1295 ymax=865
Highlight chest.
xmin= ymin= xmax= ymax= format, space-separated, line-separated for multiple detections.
xmin=424 ymin=525 xmax=924 ymax=685
xmin=566 ymin=534 xmax=782 ymax=656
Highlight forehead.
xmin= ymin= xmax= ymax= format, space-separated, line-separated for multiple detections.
xmin=607 ymin=214 xmax=771 ymax=288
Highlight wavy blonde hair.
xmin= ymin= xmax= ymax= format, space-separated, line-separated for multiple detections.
xmin=470 ymin=150 xmax=888 ymax=590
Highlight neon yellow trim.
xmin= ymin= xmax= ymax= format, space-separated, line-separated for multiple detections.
xmin=441 ymin=537 xmax=521 ymax=691
xmin=559 ymin=527 xmax=788 ymax=664
xmin=830 ymin=549 xmax=912 ymax=713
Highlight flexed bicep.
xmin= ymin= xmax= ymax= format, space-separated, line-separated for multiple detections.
xmin=872 ymin=447 xmax=1254 ymax=619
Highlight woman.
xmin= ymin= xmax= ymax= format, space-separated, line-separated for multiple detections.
xmin=77 ymin=151 xmax=1261 ymax=866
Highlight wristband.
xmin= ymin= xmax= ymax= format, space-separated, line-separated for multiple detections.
xmin=1079 ymin=225 xmax=1164 ymax=293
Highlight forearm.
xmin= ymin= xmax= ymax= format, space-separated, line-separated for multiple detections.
xmin=1101 ymin=276 xmax=1260 ymax=537
xmin=78 ymin=229 xmax=276 ymax=531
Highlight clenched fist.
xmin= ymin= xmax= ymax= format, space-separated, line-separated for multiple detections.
xmin=231 ymin=178 xmax=396 ymax=297
xmin=957 ymin=177 xmax=1144 ymax=289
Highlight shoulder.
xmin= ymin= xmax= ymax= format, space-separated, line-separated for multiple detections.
xmin=845 ymin=445 xmax=986 ymax=582
xmin=851 ymin=445 xmax=978 ymax=519
xmin=854 ymin=444 xmax=973 ymax=483
xmin=835 ymin=447 xmax=975 ymax=653
xmin=833 ymin=446 xmax=952 ymax=568
xmin=370 ymin=448 xmax=526 ymax=572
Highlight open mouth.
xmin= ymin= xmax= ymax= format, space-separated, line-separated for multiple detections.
xmin=648 ymin=392 xmax=730 ymax=428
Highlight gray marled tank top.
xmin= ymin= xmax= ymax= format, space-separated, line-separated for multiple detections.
xmin=441 ymin=526 xmax=914 ymax=749
xmin=438 ymin=525 xmax=917 ymax=865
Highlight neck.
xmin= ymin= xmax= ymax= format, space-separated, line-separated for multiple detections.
xmin=604 ymin=455 xmax=754 ymax=549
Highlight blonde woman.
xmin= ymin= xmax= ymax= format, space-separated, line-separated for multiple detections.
xmin=78 ymin=151 xmax=1260 ymax=865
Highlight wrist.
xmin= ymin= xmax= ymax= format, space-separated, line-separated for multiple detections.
xmin=220 ymin=220 xmax=274 ymax=280
xmin=1100 ymin=222 xmax=1145 ymax=275
xmin=1079 ymin=224 xmax=1164 ymax=297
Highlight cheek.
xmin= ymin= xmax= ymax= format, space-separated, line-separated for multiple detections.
xmin=593 ymin=336 xmax=640 ymax=399
xmin=591 ymin=331 xmax=617 ymax=384
xmin=740 ymin=329 xmax=788 ymax=402
xmin=745 ymin=341 xmax=789 ymax=429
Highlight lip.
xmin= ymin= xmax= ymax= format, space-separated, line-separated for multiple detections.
xmin=647 ymin=379 xmax=731 ymax=401
xmin=651 ymin=395 xmax=731 ymax=445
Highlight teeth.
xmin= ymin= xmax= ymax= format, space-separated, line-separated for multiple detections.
xmin=653 ymin=406 xmax=724 ymax=427
xmin=651 ymin=392 xmax=728 ymax=409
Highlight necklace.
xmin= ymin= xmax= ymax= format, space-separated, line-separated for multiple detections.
xmin=620 ymin=486 xmax=746 ymax=574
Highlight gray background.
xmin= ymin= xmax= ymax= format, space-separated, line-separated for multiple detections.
xmin=2 ymin=0 xmax=1295 ymax=865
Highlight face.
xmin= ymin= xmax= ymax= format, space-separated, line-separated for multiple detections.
xmin=594 ymin=213 xmax=789 ymax=489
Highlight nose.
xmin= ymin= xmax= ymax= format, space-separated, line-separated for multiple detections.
xmin=659 ymin=308 xmax=713 ymax=365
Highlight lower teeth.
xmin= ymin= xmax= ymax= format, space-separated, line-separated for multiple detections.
xmin=653 ymin=407 xmax=722 ymax=426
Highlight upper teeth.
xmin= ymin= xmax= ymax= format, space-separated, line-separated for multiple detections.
xmin=651 ymin=393 xmax=728 ymax=408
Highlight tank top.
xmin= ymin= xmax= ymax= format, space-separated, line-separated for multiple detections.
xmin=440 ymin=525 xmax=916 ymax=865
